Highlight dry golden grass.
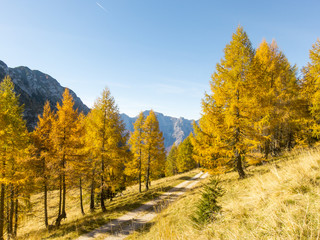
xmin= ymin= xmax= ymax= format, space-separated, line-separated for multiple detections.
xmin=16 ymin=169 xmax=200 ymax=240
xmin=128 ymin=148 xmax=320 ymax=240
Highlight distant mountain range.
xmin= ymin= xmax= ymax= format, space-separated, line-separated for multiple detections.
xmin=0 ymin=60 xmax=195 ymax=149
xmin=121 ymin=111 xmax=195 ymax=149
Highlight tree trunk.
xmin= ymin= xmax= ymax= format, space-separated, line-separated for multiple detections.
xmin=62 ymin=165 xmax=66 ymax=217
xmin=100 ymin=158 xmax=106 ymax=212
xmin=61 ymin=173 xmax=66 ymax=217
xmin=44 ymin=182 xmax=48 ymax=228
xmin=56 ymin=154 xmax=67 ymax=227
xmin=58 ymin=175 xmax=62 ymax=216
xmin=145 ymin=151 xmax=150 ymax=191
xmin=43 ymin=156 xmax=48 ymax=228
xmin=9 ymin=185 xmax=14 ymax=237
xmin=138 ymin=149 xmax=142 ymax=193
xmin=100 ymin=114 xmax=107 ymax=212
xmin=79 ymin=178 xmax=85 ymax=215
xmin=235 ymin=150 xmax=245 ymax=179
xmin=0 ymin=183 xmax=5 ymax=240
xmin=264 ymin=139 xmax=270 ymax=160
xmin=13 ymin=192 xmax=18 ymax=238
xmin=234 ymin=89 xmax=245 ymax=179
xmin=90 ymin=171 xmax=95 ymax=212
xmin=6 ymin=197 xmax=9 ymax=239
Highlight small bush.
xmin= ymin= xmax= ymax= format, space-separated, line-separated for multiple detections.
xmin=192 ymin=177 xmax=224 ymax=225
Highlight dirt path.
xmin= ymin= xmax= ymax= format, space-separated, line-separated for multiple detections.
xmin=77 ymin=171 xmax=208 ymax=240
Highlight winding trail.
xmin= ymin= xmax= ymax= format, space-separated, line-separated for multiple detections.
xmin=77 ymin=171 xmax=208 ymax=240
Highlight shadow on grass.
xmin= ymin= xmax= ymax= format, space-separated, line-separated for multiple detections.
xmin=130 ymin=220 xmax=155 ymax=236
xmin=178 ymin=176 xmax=192 ymax=181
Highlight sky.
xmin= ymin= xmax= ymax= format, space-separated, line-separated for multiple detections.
xmin=0 ymin=0 xmax=320 ymax=120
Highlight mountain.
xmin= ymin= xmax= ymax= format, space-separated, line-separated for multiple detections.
xmin=121 ymin=111 xmax=195 ymax=150
xmin=0 ymin=60 xmax=90 ymax=130
xmin=0 ymin=60 xmax=195 ymax=149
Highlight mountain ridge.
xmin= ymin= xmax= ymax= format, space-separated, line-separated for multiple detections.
xmin=0 ymin=60 xmax=90 ymax=130
xmin=121 ymin=110 xmax=195 ymax=150
xmin=0 ymin=60 xmax=195 ymax=148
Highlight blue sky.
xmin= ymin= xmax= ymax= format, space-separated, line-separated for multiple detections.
xmin=1 ymin=0 xmax=320 ymax=120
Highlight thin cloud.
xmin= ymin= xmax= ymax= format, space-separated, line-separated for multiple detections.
xmin=96 ymin=2 xmax=109 ymax=14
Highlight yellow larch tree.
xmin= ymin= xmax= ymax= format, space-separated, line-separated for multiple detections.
xmin=69 ymin=112 xmax=88 ymax=215
xmin=301 ymin=39 xmax=320 ymax=140
xmin=193 ymin=26 xmax=255 ymax=178
xmin=0 ymin=76 xmax=29 ymax=240
xmin=165 ymin=144 xmax=178 ymax=176
xmin=143 ymin=110 xmax=165 ymax=190
xmin=86 ymin=87 xmax=129 ymax=212
xmin=31 ymin=101 xmax=54 ymax=228
xmin=176 ymin=135 xmax=196 ymax=173
xmin=125 ymin=112 xmax=145 ymax=193
xmin=50 ymin=88 xmax=79 ymax=227
xmin=251 ymin=40 xmax=299 ymax=158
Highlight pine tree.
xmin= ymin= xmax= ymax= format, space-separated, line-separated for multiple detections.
xmin=125 ymin=112 xmax=145 ymax=193
xmin=192 ymin=178 xmax=223 ymax=225
xmin=193 ymin=26 xmax=255 ymax=178
xmin=143 ymin=110 xmax=165 ymax=190
xmin=0 ymin=76 xmax=29 ymax=240
xmin=86 ymin=87 xmax=128 ymax=211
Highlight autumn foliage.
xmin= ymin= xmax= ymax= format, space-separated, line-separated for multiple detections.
xmin=0 ymin=26 xmax=320 ymax=239
xmin=192 ymin=26 xmax=319 ymax=178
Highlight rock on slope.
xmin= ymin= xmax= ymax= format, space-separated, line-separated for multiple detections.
xmin=0 ymin=60 xmax=90 ymax=130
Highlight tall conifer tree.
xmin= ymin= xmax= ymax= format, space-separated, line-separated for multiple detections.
xmin=301 ymin=39 xmax=320 ymax=138
xmin=193 ymin=26 xmax=255 ymax=178
xmin=31 ymin=101 xmax=54 ymax=228
xmin=143 ymin=110 xmax=165 ymax=190
xmin=126 ymin=112 xmax=145 ymax=193
xmin=0 ymin=76 xmax=29 ymax=240
xmin=251 ymin=40 xmax=299 ymax=157
xmin=165 ymin=144 xmax=178 ymax=176
xmin=176 ymin=136 xmax=196 ymax=173
xmin=86 ymin=87 xmax=128 ymax=211
xmin=51 ymin=89 xmax=79 ymax=227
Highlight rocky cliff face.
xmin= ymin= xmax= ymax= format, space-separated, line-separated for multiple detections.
xmin=0 ymin=60 xmax=90 ymax=130
xmin=0 ymin=60 xmax=195 ymax=149
xmin=121 ymin=110 xmax=195 ymax=150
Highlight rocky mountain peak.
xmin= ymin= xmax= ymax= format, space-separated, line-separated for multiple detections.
xmin=121 ymin=111 xmax=195 ymax=151
xmin=0 ymin=60 xmax=90 ymax=130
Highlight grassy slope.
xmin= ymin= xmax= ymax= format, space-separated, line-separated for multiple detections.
xmin=17 ymin=169 xmax=200 ymax=240
xmin=128 ymin=149 xmax=320 ymax=240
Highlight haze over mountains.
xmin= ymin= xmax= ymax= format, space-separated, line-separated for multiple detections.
xmin=0 ymin=60 xmax=195 ymax=149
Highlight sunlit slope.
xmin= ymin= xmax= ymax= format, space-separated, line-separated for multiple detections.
xmin=128 ymin=148 xmax=320 ymax=240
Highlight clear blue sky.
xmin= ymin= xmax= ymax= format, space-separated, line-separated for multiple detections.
xmin=1 ymin=0 xmax=319 ymax=120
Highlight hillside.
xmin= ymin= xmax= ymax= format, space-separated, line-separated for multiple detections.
xmin=127 ymin=148 xmax=320 ymax=240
